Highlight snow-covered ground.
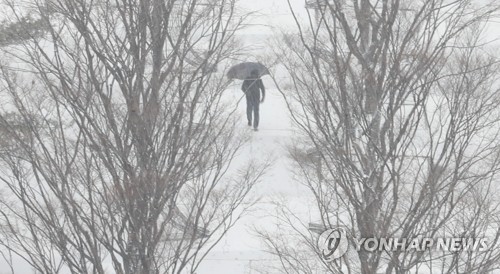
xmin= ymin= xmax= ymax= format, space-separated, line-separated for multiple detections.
xmin=195 ymin=82 xmax=316 ymax=273
xmin=0 ymin=81 xmax=315 ymax=274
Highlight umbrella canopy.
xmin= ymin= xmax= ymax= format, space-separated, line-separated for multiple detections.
xmin=227 ymin=62 xmax=270 ymax=80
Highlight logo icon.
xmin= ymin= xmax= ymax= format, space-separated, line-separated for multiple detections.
xmin=318 ymin=227 xmax=349 ymax=261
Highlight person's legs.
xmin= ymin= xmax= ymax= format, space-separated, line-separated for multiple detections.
xmin=253 ymin=100 xmax=260 ymax=129
xmin=246 ymin=96 xmax=252 ymax=126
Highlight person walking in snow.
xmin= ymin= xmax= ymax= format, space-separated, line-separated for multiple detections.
xmin=241 ymin=69 xmax=265 ymax=131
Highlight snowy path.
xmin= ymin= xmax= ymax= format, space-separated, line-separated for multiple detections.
xmin=196 ymin=88 xmax=317 ymax=273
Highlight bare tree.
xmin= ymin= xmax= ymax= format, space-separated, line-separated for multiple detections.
xmin=258 ymin=0 xmax=500 ymax=273
xmin=0 ymin=0 xmax=265 ymax=273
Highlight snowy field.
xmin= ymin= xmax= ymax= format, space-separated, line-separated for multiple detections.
xmin=0 ymin=82 xmax=316 ymax=274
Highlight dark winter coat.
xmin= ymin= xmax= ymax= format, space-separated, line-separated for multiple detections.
xmin=241 ymin=78 xmax=265 ymax=101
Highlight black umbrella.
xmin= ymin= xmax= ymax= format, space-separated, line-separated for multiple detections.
xmin=227 ymin=62 xmax=270 ymax=80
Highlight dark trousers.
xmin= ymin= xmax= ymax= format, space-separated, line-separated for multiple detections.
xmin=246 ymin=95 xmax=260 ymax=128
